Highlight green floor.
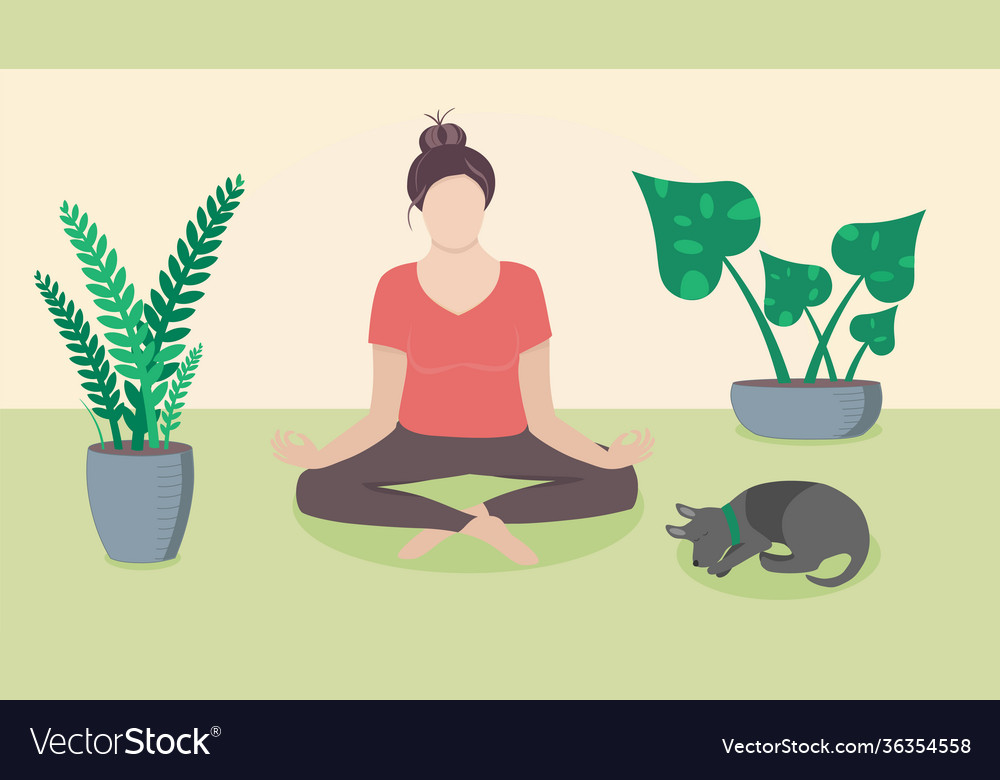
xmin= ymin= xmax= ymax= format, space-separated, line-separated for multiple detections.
xmin=1 ymin=409 xmax=997 ymax=699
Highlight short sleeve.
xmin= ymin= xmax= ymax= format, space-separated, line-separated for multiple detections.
xmin=515 ymin=265 xmax=552 ymax=352
xmin=368 ymin=268 xmax=410 ymax=351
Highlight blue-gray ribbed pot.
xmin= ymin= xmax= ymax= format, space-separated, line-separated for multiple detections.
xmin=86 ymin=442 xmax=194 ymax=563
xmin=731 ymin=380 xmax=882 ymax=440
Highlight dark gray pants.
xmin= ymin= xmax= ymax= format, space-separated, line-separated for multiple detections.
xmin=296 ymin=423 xmax=638 ymax=532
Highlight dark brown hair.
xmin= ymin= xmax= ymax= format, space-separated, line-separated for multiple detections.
xmin=406 ymin=109 xmax=495 ymax=227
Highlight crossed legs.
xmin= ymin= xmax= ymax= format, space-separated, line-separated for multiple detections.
xmin=295 ymin=423 xmax=638 ymax=564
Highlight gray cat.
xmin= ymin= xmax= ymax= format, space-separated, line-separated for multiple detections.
xmin=666 ymin=481 xmax=869 ymax=587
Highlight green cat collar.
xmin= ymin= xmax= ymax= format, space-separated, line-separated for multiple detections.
xmin=721 ymin=503 xmax=741 ymax=546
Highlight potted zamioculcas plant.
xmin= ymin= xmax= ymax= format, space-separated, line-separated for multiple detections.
xmin=633 ymin=173 xmax=923 ymax=439
xmin=34 ymin=175 xmax=244 ymax=562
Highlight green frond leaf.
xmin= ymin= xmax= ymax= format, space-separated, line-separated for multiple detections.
xmin=186 ymin=220 xmax=199 ymax=247
xmin=169 ymin=255 xmax=183 ymax=282
xmin=110 ymin=348 xmax=136 ymax=363
xmin=190 ymin=256 xmax=217 ymax=270
xmin=186 ymin=272 xmax=211 ymax=285
xmin=144 ymin=304 xmax=162 ymax=331
xmin=121 ymin=283 xmax=135 ymax=309
xmin=151 ymin=289 xmax=169 ymax=316
xmin=117 ymin=364 xmax=142 ymax=380
xmin=126 ymin=302 xmax=144 ymax=328
xmin=199 ymin=240 xmax=221 ymax=253
xmin=111 ymin=267 xmax=126 ymax=294
xmin=124 ymin=381 xmax=143 ymax=409
xmin=93 ymin=298 xmax=120 ymax=313
xmin=197 ymin=207 xmax=208 ymax=230
xmin=162 ymin=326 xmax=191 ymax=342
xmin=96 ymin=314 xmax=125 ymax=328
xmin=151 ymin=382 xmax=170 ymax=406
xmin=96 ymin=233 xmax=108 ymax=259
xmin=157 ymin=269 xmax=172 ymax=299
xmin=157 ymin=344 xmax=186 ymax=363
xmin=104 ymin=331 xmax=131 ymax=347
xmin=86 ymin=283 xmax=112 ymax=297
xmin=176 ymin=291 xmax=204 ymax=304
xmin=169 ymin=307 xmax=195 ymax=322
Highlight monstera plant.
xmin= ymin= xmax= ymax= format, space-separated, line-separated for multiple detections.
xmin=34 ymin=175 xmax=244 ymax=562
xmin=634 ymin=173 xmax=923 ymax=440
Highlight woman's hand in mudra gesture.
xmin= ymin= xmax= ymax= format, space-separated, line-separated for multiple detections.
xmin=603 ymin=428 xmax=654 ymax=469
xmin=272 ymin=430 xmax=326 ymax=469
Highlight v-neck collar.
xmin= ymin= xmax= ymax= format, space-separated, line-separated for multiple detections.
xmin=414 ymin=261 xmax=504 ymax=317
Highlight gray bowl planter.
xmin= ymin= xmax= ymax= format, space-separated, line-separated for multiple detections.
xmin=731 ymin=380 xmax=882 ymax=440
xmin=86 ymin=442 xmax=194 ymax=563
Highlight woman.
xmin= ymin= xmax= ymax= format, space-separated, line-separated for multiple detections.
xmin=273 ymin=110 xmax=653 ymax=564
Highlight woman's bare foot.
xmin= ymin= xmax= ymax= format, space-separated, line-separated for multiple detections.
xmin=398 ymin=529 xmax=454 ymax=559
xmin=397 ymin=504 xmax=491 ymax=559
xmin=460 ymin=515 xmax=538 ymax=565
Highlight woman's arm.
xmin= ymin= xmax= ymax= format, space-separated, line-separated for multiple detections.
xmin=273 ymin=345 xmax=406 ymax=468
xmin=315 ymin=345 xmax=406 ymax=465
xmin=519 ymin=341 xmax=653 ymax=469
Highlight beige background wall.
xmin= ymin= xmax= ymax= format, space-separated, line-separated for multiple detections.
xmin=2 ymin=70 xmax=996 ymax=409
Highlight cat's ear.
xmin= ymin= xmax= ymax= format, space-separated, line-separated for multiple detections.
xmin=665 ymin=524 xmax=687 ymax=538
xmin=676 ymin=503 xmax=697 ymax=518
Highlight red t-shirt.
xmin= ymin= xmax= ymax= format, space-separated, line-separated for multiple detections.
xmin=368 ymin=261 xmax=552 ymax=437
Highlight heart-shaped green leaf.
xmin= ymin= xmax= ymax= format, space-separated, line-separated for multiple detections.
xmin=634 ymin=173 xmax=761 ymax=300
xmin=850 ymin=306 xmax=897 ymax=356
xmin=832 ymin=211 xmax=923 ymax=303
xmin=761 ymin=252 xmax=833 ymax=327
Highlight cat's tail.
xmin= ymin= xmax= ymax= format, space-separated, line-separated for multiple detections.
xmin=806 ymin=533 xmax=871 ymax=588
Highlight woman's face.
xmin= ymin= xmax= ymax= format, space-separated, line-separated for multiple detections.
xmin=421 ymin=174 xmax=486 ymax=250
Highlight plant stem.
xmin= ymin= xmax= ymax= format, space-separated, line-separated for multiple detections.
xmin=845 ymin=342 xmax=868 ymax=382
xmin=804 ymin=309 xmax=837 ymax=381
xmin=804 ymin=276 xmax=864 ymax=384
xmin=722 ymin=257 xmax=790 ymax=383
xmin=81 ymin=400 xmax=105 ymax=450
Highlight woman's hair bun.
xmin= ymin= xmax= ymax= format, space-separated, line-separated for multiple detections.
xmin=419 ymin=108 xmax=467 ymax=152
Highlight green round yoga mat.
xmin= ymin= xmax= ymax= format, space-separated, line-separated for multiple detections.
xmin=294 ymin=475 xmax=644 ymax=572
